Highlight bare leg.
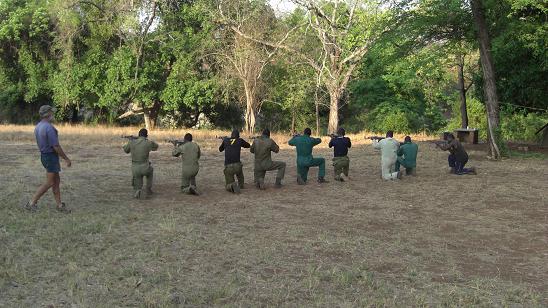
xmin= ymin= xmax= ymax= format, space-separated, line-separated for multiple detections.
xmin=51 ymin=173 xmax=62 ymax=207
xmin=31 ymin=172 xmax=56 ymax=205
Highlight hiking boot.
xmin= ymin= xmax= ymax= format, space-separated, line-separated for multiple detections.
xmin=134 ymin=190 xmax=142 ymax=199
xmin=189 ymin=186 xmax=200 ymax=196
xmin=274 ymin=179 xmax=283 ymax=188
xmin=396 ymin=171 xmax=403 ymax=180
xmin=23 ymin=201 xmax=38 ymax=212
xmin=317 ymin=177 xmax=328 ymax=184
xmin=297 ymin=175 xmax=306 ymax=185
xmin=257 ymin=179 xmax=266 ymax=190
xmin=56 ymin=202 xmax=71 ymax=214
xmin=231 ymin=182 xmax=241 ymax=194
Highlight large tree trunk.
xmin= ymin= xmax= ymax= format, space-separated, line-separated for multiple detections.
xmin=327 ymin=88 xmax=341 ymax=135
xmin=144 ymin=112 xmax=154 ymax=131
xmin=457 ymin=61 xmax=469 ymax=129
xmin=244 ymin=83 xmax=256 ymax=135
xmin=471 ymin=0 xmax=502 ymax=159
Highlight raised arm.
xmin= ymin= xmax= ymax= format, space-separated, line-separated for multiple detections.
xmin=241 ymin=139 xmax=251 ymax=148
xmin=150 ymin=141 xmax=159 ymax=151
xmin=172 ymin=145 xmax=182 ymax=157
xmin=219 ymin=140 xmax=225 ymax=152
xmin=271 ymin=140 xmax=280 ymax=153
xmin=328 ymin=139 xmax=334 ymax=148
xmin=250 ymin=141 xmax=256 ymax=153
xmin=288 ymin=137 xmax=297 ymax=146
xmin=372 ymin=139 xmax=381 ymax=149
xmin=347 ymin=137 xmax=352 ymax=148
xmin=123 ymin=142 xmax=131 ymax=154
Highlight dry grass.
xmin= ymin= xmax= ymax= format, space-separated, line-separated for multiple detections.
xmin=0 ymin=125 xmax=547 ymax=307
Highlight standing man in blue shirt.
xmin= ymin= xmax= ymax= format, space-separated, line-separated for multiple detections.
xmin=25 ymin=105 xmax=72 ymax=213
xmin=329 ymin=128 xmax=352 ymax=182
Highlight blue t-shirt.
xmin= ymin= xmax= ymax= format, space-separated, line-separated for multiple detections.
xmin=329 ymin=136 xmax=351 ymax=157
xmin=35 ymin=120 xmax=59 ymax=154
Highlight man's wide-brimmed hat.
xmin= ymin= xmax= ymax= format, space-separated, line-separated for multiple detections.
xmin=39 ymin=105 xmax=56 ymax=118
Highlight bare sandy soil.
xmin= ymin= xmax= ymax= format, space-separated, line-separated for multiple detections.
xmin=1 ymin=125 xmax=547 ymax=307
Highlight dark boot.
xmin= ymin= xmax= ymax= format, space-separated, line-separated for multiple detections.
xmin=317 ymin=177 xmax=328 ymax=183
xmin=275 ymin=178 xmax=283 ymax=188
xmin=297 ymin=175 xmax=306 ymax=185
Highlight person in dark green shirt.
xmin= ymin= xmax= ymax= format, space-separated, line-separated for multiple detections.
xmin=395 ymin=136 xmax=418 ymax=176
xmin=288 ymin=128 xmax=328 ymax=184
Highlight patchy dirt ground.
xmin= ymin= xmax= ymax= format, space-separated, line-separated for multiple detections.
xmin=1 ymin=125 xmax=547 ymax=307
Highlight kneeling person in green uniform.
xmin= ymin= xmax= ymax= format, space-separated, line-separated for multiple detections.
xmin=250 ymin=129 xmax=286 ymax=189
xmin=288 ymin=128 xmax=328 ymax=184
xmin=219 ymin=129 xmax=250 ymax=193
xmin=395 ymin=136 xmax=418 ymax=176
xmin=123 ymin=128 xmax=159 ymax=199
xmin=329 ymin=127 xmax=352 ymax=182
xmin=172 ymin=133 xmax=201 ymax=195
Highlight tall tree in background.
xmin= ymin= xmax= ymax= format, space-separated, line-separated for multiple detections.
xmin=471 ymin=0 xmax=502 ymax=158
xmin=221 ymin=0 xmax=397 ymax=134
xmin=217 ymin=0 xmax=280 ymax=134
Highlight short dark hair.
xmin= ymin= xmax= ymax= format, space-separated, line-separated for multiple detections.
xmin=447 ymin=133 xmax=455 ymax=140
xmin=304 ymin=128 xmax=312 ymax=136
xmin=404 ymin=136 xmax=411 ymax=143
xmin=262 ymin=128 xmax=270 ymax=137
xmin=138 ymin=128 xmax=148 ymax=137
xmin=184 ymin=133 xmax=193 ymax=142
xmin=337 ymin=127 xmax=345 ymax=136
xmin=386 ymin=130 xmax=394 ymax=138
xmin=231 ymin=129 xmax=240 ymax=139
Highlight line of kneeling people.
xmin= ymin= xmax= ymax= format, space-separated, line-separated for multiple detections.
xmin=123 ymin=127 xmax=476 ymax=198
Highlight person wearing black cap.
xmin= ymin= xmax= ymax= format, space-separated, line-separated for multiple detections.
xmin=250 ymin=129 xmax=286 ymax=189
xmin=123 ymin=128 xmax=159 ymax=199
xmin=219 ymin=129 xmax=251 ymax=193
xmin=288 ymin=128 xmax=328 ymax=184
xmin=329 ymin=127 xmax=352 ymax=181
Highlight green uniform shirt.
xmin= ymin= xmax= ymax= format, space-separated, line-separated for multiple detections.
xmin=250 ymin=136 xmax=279 ymax=164
xmin=288 ymin=135 xmax=321 ymax=164
xmin=172 ymin=141 xmax=201 ymax=166
xmin=397 ymin=141 xmax=418 ymax=168
xmin=123 ymin=137 xmax=159 ymax=163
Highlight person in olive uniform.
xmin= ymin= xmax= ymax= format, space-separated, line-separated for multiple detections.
xmin=395 ymin=136 xmax=418 ymax=176
xmin=436 ymin=133 xmax=476 ymax=175
xmin=250 ymin=129 xmax=286 ymax=189
xmin=219 ymin=129 xmax=250 ymax=194
xmin=288 ymin=128 xmax=328 ymax=184
xmin=123 ymin=128 xmax=159 ymax=199
xmin=328 ymin=127 xmax=351 ymax=182
xmin=172 ymin=133 xmax=201 ymax=195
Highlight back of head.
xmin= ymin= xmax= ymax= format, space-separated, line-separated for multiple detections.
xmin=304 ymin=128 xmax=312 ymax=136
xmin=386 ymin=130 xmax=394 ymax=138
xmin=404 ymin=136 xmax=411 ymax=143
xmin=447 ymin=133 xmax=455 ymax=141
xmin=184 ymin=133 xmax=193 ymax=142
xmin=138 ymin=128 xmax=148 ymax=138
xmin=231 ymin=129 xmax=240 ymax=139
xmin=262 ymin=128 xmax=270 ymax=137
xmin=337 ymin=127 xmax=345 ymax=136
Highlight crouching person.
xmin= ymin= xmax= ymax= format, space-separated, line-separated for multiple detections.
xmin=372 ymin=130 xmax=402 ymax=180
xmin=172 ymin=133 xmax=201 ymax=195
xmin=123 ymin=128 xmax=159 ymax=199
xmin=436 ymin=133 xmax=476 ymax=175
xmin=395 ymin=136 xmax=418 ymax=176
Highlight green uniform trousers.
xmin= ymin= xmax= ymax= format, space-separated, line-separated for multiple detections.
xmin=181 ymin=164 xmax=199 ymax=194
xmin=224 ymin=162 xmax=244 ymax=191
xmin=132 ymin=162 xmax=153 ymax=192
xmin=395 ymin=158 xmax=416 ymax=175
xmin=297 ymin=156 xmax=325 ymax=182
xmin=332 ymin=156 xmax=350 ymax=180
xmin=254 ymin=160 xmax=286 ymax=184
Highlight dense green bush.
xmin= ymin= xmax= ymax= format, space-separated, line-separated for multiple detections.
xmin=446 ymin=98 xmax=548 ymax=142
